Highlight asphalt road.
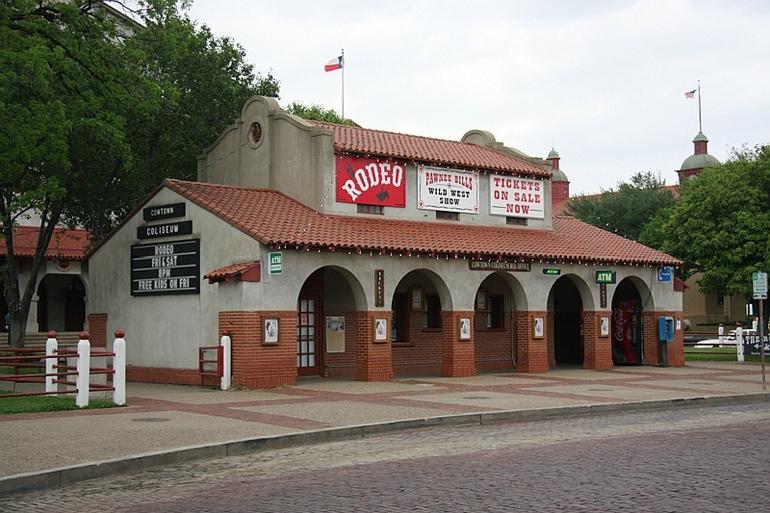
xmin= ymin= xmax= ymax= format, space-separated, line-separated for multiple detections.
xmin=2 ymin=402 xmax=769 ymax=512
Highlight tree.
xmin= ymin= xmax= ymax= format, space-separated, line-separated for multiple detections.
xmin=566 ymin=172 xmax=676 ymax=241
xmin=286 ymin=101 xmax=358 ymax=126
xmin=1 ymin=0 xmax=280 ymax=346
xmin=1 ymin=1 xmax=136 ymax=347
xmin=640 ymin=145 xmax=770 ymax=295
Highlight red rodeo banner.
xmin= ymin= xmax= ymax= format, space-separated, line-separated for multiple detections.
xmin=335 ymin=155 xmax=406 ymax=207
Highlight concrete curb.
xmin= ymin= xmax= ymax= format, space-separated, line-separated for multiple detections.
xmin=1 ymin=392 xmax=767 ymax=496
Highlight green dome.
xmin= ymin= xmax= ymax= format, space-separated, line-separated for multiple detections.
xmin=551 ymin=168 xmax=569 ymax=182
xmin=693 ymin=131 xmax=708 ymax=142
xmin=547 ymin=148 xmax=560 ymax=159
xmin=681 ymin=153 xmax=721 ymax=171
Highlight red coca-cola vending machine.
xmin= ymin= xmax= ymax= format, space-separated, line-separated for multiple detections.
xmin=612 ymin=299 xmax=642 ymax=365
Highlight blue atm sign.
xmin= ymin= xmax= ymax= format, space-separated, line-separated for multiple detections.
xmin=657 ymin=266 xmax=673 ymax=282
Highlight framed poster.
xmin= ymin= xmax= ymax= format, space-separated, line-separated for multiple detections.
xmin=374 ymin=318 xmax=388 ymax=342
xmin=325 ymin=316 xmax=345 ymax=353
xmin=459 ymin=318 xmax=471 ymax=340
xmin=411 ymin=288 xmax=423 ymax=311
xmin=264 ymin=318 xmax=279 ymax=344
xmin=600 ymin=316 xmax=610 ymax=337
xmin=533 ymin=317 xmax=544 ymax=339
xmin=417 ymin=165 xmax=479 ymax=214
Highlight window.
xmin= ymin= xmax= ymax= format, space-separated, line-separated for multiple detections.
xmin=506 ymin=217 xmax=527 ymax=226
xmin=486 ymin=295 xmax=505 ymax=329
xmin=392 ymin=292 xmax=409 ymax=343
xmin=435 ymin=211 xmax=459 ymax=221
xmin=357 ymin=204 xmax=384 ymax=215
xmin=424 ymin=293 xmax=441 ymax=329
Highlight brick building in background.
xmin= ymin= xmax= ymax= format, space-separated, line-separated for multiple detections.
xmin=86 ymin=96 xmax=684 ymax=388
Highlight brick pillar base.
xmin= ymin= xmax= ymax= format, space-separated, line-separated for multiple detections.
xmin=87 ymin=313 xmax=108 ymax=348
xmin=356 ymin=311 xmax=393 ymax=382
xmin=583 ymin=311 xmax=613 ymax=369
xmin=643 ymin=311 xmax=685 ymax=367
xmin=516 ymin=311 xmax=549 ymax=373
xmin=546 ymin=311 xmax=556 ymax=368
xmin=219 ymin=310 xmax=297 ymax=389
xmin=441 ymin=311 xmax=475 ymax=377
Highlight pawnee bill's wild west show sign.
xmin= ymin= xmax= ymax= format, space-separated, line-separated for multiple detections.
xmin=489 ymin=175 xmax=545 ymax=219
xmin=335 ymin=155 xmax=406 ymax=207
xmin=417 ymin=165 xmax=479 ymax=213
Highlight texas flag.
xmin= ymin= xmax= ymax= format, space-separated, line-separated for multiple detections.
xmin=324 ymin=55 xmax=343 ymax=72
xmin=684 ymin=89 xmax=697 ymax=99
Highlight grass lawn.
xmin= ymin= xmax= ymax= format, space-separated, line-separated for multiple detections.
xmin=685 ymin=346 xmax=765 ymax=363
xmin=0 ymin=391 xmax=115 ymax=415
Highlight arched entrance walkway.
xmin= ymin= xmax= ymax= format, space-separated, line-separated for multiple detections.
xmin=37 ymin=275 xmax=86 ymax=332
xmin=296 ymin=266 xmax=366 ymax=378
xmin=390 ymin=269 xmax=451 ymax=377
xmin=548 ymin=276 xmax=585 ymax=366
xmin=611 ymin=278 xmax=650 ymax=365
xmin=472 ymin=272 xmax=525 ymax=372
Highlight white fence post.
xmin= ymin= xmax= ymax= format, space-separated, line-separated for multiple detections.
xmin=736 ymin=325 xmax=744 ymax=363
xmin=76 ymin=331 xmax=91 ymax=408
xmin=45 ymin=330 xmax=58 ymax=395
xmin=113 ymin=329 xmax=126 ymax=406
xmin=220 ymin=330 xmax=231 ymax=391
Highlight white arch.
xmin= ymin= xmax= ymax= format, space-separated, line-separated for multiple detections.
xmin=389 ymin=268 xmax=453 ymax=311
xmin=296 ymin=265 xmax=368 ymax=311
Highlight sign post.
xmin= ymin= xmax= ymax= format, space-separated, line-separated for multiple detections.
xmin=752 ymin=272 xmax=767 ymax=391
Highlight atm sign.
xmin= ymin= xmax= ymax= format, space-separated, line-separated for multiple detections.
xmin=595 ymin=270 xmax=616 ymax=284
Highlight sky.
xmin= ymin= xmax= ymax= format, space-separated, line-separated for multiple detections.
xmin=187 ymin=0 xmax=770 ymax=195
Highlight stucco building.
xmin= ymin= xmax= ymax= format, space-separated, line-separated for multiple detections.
xmin=87 ymin=96 xmax=684 ymax=387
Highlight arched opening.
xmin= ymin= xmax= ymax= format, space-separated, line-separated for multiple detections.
xmin=473 ymin=272 xmax=522 ymax=372
xmin=611 ymin=278 xmax=646 ymax=365
xmin=296 ymin=266 xmax=366 ymax=378
xmin=390 ymin=269 xmax=450 ymax=376
xmin=36 ymin=275 xmax=86 ymax=332
xmin=548 ymin=276 xmax=584 ymax=366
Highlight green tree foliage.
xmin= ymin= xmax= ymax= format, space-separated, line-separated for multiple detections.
xmin=640 ymin=146 xmax=770 ymax=295
xmin=286 ymin=101 xmax=358 ymax=126
xmin=0 ymin=0 xmax=279 ymax=346
xmin=566 ymin=172 xmax=676 ymax=241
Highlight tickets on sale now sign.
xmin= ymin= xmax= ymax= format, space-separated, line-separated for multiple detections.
xmin=489 ymin=174 xmax=544 ymax=219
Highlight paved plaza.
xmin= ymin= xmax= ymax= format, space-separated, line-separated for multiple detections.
xmin=0 ymin=361 xmax=767 ymax=495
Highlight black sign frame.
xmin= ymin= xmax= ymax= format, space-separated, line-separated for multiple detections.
xmin=130 ymin=239 xmax=200 ymax=296
xmin=143 ymin=202 xmax=186 ymax=222
xmin=137 ymin=220 xmax=193 ymax=240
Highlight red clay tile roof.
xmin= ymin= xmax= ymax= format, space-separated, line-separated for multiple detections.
xmin=311 ymin=121 xmax=549 ymax=178
xmin=0 ymin=226 xmax=90 ymax=261
xmin=165 ymin=179 xmax=680 ymax=266
xmin=204 ymin=261 xmax=260 ymax=282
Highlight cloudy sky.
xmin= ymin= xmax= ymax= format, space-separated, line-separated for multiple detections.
xmin=188 ymin=0 xmax=769 ymax=194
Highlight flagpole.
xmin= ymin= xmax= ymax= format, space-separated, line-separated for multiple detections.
xmin=697 ymin=80 xmax=702 ymax=132
xmin=341 ymin=48 xmax=345 ymax=120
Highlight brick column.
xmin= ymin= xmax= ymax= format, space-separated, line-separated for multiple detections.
xmin=441 ymin=311 xmax=475 ymax=377
xmin=583 ymin=311 xmax=613 ymax=369
xmin=219 ymin=310 xmax=297 ymax=389
xmin=355 ymin=311 xmax=393 ymax=382
xmin=642 ymin=311 xmax=659 ymax=365
xmin=642 ymin=311 xmax=685 ymax=367
xmin=86 ymin=313 xmax=108 ymax=348
xmin=515 ymin=311 xmax=549 ymax=373
xmin=546 ymin=311 xmax=556 ymax=368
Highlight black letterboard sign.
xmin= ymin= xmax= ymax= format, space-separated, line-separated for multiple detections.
xmin=143 ymin=202 xmax=186 ymax=222
xmin=137 ymin=220 xmax=193 ymax=240
xmin=131 ymin=239 xmax=200 ymax=296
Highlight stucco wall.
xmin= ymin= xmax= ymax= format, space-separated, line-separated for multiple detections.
xmin=88 ymin=187 xmax=261 ymax=369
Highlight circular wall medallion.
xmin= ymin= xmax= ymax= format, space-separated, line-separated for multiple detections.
xmin=248 ymin=121 xmax=263 ymax=148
